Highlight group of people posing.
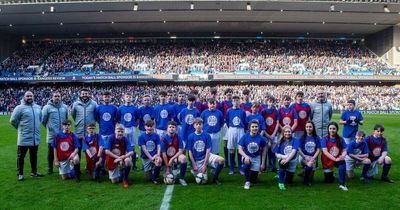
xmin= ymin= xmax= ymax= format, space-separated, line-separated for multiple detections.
xmin=10 ymin=87 xmax=394 ymax=190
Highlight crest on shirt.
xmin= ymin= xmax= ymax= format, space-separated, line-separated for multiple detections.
xmin=160 ymin=110 xmax=168 ymax=119
xmin=233 ymin=116 xmax=241 ymax=126
xmin=124 ymin=113 xmax=132 ymax=122
xmin=373 ymin=148 xmax=381 ymax=157
xmin=284 ymin=145 xmax=293 ymax=155
xmin=282 ymin=117 xmax=291 ymax=125
xmin=146 ymin=140 xmax=156 ymax=152
xmin=247 ymin=142 xmax=259 ymax=154
xmin=167 ymin=147 xmax=176 ymax=157
xmin=185 ymin=114 xmax=195 ymax=125
xmin=102 ymin=112 xmax=111 ymax=121
xmin=299 ymin=110 xmax=307 ymax=119
xmin=194 ymin=140 xmax=206 ymax=153
xmin=266 ymin=117 xmax=274 ymax=126
xmin=329 ymin=146 xmax=339 ymax=157
xmin=305 ymin=141 xmax=316 ymax=154
xmin=207 ymin=115 xmax=217 ymax=126
xmin=60 ymin=142 xmax=70 ymax=152
xmin=112 ymin=148 xmax=121 ymax=156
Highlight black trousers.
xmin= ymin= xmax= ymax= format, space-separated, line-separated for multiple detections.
xmin=17 ymin=146 xmax=38 ymax=175
xmin=48 ymin=143 xmax=54 ymax=171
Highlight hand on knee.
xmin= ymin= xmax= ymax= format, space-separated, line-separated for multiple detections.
xmin=385 ymin=156 xmax=392 ymax=164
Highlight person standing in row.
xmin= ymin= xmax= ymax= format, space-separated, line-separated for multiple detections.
xmin=41 ymin=91 xmax=68 ymax=174
xmin=10 ymin=91 xmax=43 ymax=181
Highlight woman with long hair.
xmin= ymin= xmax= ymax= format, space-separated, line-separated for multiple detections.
xmin=298 ymin=121 xmax=321 ymax=186
xmin=274 ymin=125 xmax=299 ymax=190
xmin=321 ymin=122 xmax=348 ymax=191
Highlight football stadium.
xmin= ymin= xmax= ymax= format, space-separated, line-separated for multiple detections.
xmin=0 ymin=0 xmax=400 ymax=209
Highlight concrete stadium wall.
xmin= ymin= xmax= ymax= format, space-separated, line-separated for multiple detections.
xmin=366 ymin=26 xmax=400 ymax=69
xmin=0 ymin=33 xmax=20 ymax=63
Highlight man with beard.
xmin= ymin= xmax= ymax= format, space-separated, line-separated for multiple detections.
xmin=72 ymin=88 xmax=97 ymax=157
xmin=41 ymin=91 xmax=68 ymax=174
xmin=310 ymin=90 xmax=333 ymax=138
xmin=10 ymin=91 xmax=43 ymax=181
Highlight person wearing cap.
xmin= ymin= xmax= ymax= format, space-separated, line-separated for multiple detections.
xmin=178 ymin=94 xmax=200 ymax=147
xmin=201 ymin=98 xmax=224 ymax=155
xmin=290 ymin=91 xmax=311 ymax=140
xmin=52 ymin=120 xmax=81 ymax=181
xmin=339 ymin=99 xmax=364 ymax=144
xmin=10 ymin=90 xmax=43 ymax=181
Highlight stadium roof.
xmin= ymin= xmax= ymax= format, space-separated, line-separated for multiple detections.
xmin=0 ymin=0 xmax=400 ymax=39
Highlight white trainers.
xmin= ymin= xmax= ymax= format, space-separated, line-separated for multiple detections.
xmin=339 ymin=185 xmax=348 ymax=191
xmin=18 ymin=175 xmax=24 ymax=181
xmin=179 ymin=179 xmax=188 ymax=186
xmin=244 ymin=181 xmax=250 ymax=190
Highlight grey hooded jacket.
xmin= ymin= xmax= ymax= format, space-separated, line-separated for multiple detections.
xmin=10 ymin=99 xmax=42 ymax=146
xmin=71 ymin=98 xmax=97 ymax=138
xmin=41 ymin=100 xmax=69 ymax=143
xmin=310 ymin=97 xmax=333 ymax=137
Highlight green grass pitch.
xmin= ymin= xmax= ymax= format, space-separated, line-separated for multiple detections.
xmin=0 ymin=114 xmax=399 ymax=210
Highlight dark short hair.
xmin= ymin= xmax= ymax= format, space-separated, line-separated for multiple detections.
xmin=80 ymin=88 xmax=89 ymax=93
xmin=374 ymin=124 xmax=384 ymax=132
xmin=224 ymin=88 xmax=233 ymax=95
xmin=296 ymin=91 xmax=304 ymax=97
xmin=187 ymin=95 xmax=196 ymax=102
xmin=210 ymin=87 xmax=217 ymax=95
xmin=159 ymin=91 xmax=167 ymax=96
xmin=283 ymin=95 xmax=291 ymax=101
xmin=145 ymin=120 xmax=155 ymax=127
xmin=62 ymin=119 xmax=72 ymax=125
xmin=86 ymin=123 xmax=96 ymax=128
xmin=103 ymin=91 xmax=111 ymax=96
xmin=347 ymin=99 xmax=356 ymax=105
xmin=168 ymin=121 xmax=177 ymax=127
xmin=242 ymin=89 xmax=250 ymax=95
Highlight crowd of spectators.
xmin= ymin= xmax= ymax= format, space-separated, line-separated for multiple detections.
xmin=1 ymin=84 xmax=399 ymax=112
xmin=0 ymin=40 xmax=394 ymax=76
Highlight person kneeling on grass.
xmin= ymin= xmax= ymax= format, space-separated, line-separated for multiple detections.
xmin=105 ymin=124 xmax=133 ymax=188
xmin=321 ymin=122 xmax=348 ymax=191
xmin=53 ymin=120 xmax=81 ymax=181
xmin=188 ymin=117 xmax=225 ymax=185
xmin=82 ymin=123 xmax=104 ymax=182
xmin=365 ymin=124 xmax=394 ymax=183
xmin=138 ymin=120 xmax=162 ymax=184
xmin=345 ymin=131 xmax=371 ymax=183
xmin=274 ymin=126 xmax=299 ymax=191
xmin=161 ymin=121 xmax=188 ymax=186
xmin=298 ymin=121 xmax=321 ymax=186
xmin=238 ymin=120 xmax=267 ymax=190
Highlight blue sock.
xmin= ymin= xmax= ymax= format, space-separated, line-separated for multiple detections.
xmin=152 ymin=166 xmax=161 ymax=181
xmin=338 ymin=164 xmax=346 ymax=185
xmin=237 ymin=153 xmax=242 ymax=171
xmin=229 ymin=153 xmax=235 ymax=171
xmin=224 ymin=146 xmax=229 ymax=164
xmin=362 ymin=164 xmax=371 ymax=178
xmin=124 ymin=166 xmax=130 ymax=181
xmin=382 ymin=163 xmax=391 ymax=178
xmin=214 ymin=163 xmax=223 ymax=179
xmin=243 ymin=163 xmax=251 ymax=182
xmin=278 ymin=168 xmax=286 ymax=183
xmin=180 ymin=163 xmax=187 ymax=180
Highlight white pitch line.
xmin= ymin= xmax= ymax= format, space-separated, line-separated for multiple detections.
xmin=160 ymin=185 xmax=174 ymax=210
